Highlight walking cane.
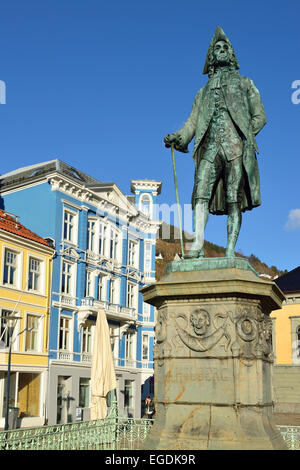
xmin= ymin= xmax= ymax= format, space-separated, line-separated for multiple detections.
xmin=170 ymin=144 xmax=185 ymax=257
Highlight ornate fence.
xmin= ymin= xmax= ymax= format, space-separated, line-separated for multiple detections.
xmin=277 ymin=426 xmax=300 ymax=450
xmin=0 ymin=403 xmax=153 ymax=451
xmin=0 ymin=413 xmax=299 ymax=450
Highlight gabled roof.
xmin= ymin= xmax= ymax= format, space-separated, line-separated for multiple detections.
xmin=0 ymin=210 xmax=51 ymax=247
xmin=274 ymin=266 xmax=300 ymax=294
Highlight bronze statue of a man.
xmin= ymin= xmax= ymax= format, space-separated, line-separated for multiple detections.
xmin=164 ymin=27 xmax=266 ymax=259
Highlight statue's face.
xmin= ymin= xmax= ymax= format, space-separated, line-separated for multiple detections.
xmin=213 ymin=40 xmax=230 ymax=65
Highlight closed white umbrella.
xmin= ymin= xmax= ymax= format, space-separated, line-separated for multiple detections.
xmin=90 ymin=309 xmax=117 ymax=420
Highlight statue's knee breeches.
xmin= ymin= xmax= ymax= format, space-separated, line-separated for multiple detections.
xmin=224 ymin=157 xmax=244 ymax=204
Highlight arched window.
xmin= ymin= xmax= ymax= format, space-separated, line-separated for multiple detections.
xmin=140 ymin=194 xmax=152 ymax=216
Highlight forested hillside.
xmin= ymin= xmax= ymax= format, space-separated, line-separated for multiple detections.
xmin=155 ymin=223 xmax=286 ymax=281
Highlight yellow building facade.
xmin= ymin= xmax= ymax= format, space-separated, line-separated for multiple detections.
xmin=270 ymin=269 xmax=300 ymax=417
xmin=271 ymin=300 xmax=300 ymax=365
xmin=0 ymin=210 xmax=54 ymax=428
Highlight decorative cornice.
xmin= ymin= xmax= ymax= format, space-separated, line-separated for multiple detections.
xmin=131 ymin=180 xmax=162 ymax=195
xmin=48 ymin=173 xmax=160 ymax=234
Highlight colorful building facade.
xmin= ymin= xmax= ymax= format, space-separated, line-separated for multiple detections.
xmin=271 ymin=267 xmax=300 ymax=365
xmin=0 ymin=210 xmax=54 ymax=428
xmin=0 ymin=160 xmax=161 ymax=424
xmin=271 ymin=267 xmax=300 ymax=415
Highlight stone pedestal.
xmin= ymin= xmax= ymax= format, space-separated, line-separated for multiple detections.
xmin=141 ymin=259 xmax=287 ymax=450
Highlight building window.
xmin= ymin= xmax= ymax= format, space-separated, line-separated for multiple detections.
xmin=79 ymin=378 xmax=90 ymax=408
xmin=142 ymin=334 xmax=149 ymax=361
xmin=3 ymin=249 xmax=18 ymax=287
xmin=63 ymin=209 xmax=77 ymax=244
xmin=128 ymin=240 xmax=138 ymax=268
xmin=140 ymin=194 xmax=152 ymax=216
xmin=125 ymin=332 xmax=135 ymax=365
xmin=109 ymin=278 xmax=119 ymax=304
xmin=87 ymin=219 xmax=96 ymax=251
xmin=144 ymin=241 xmax=152 ymax=271
xmin=59 ymin=317 xmax=71 ymax=351
xmin=110 ymin=228 xmax=119 ymax=260
xmin=61 ymin=261 xmax=74 ymax=295
xmin=0 ymin=310 xmax=15 ymax=348
xmin=85 ymin=270 xmax=94 ymax=297
xmin=124 ymin=380 xmax=133 ymax=408
xmin=109 ymin=325 xmax=118 ymax=358
xmin=97 ymin=274 xmax=106 ymax=301
xmin=25 ymin=315 xmax=41 ymax=351
xmin=143 ymin=302 xmax=151 ymax=322
xmin=99 ymin=223 xmax=107 ymax=256
xmin=28 ymin=257 xmax=41 ymax=292
xmin=127 ymin=282 xmax=136 ymax=309
xmin=82 ymin=324 xmax=92 ymax=354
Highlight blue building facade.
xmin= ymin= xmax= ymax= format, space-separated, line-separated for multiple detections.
xmin=0 ymin=160 xmax=161 ymax=423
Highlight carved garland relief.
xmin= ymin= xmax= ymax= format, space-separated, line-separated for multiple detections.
xmin=154 ymin=304 xmax=273 ymax=361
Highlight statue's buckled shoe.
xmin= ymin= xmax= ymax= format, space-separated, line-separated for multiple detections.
xmin=183 ymin=248 xmax=204 ymax=259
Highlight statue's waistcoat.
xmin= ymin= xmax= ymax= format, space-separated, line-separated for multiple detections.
xmin=192 ymin=74 xmax=256 ymax=159
xmin=201 ymin=83 xmax=243 ymax=163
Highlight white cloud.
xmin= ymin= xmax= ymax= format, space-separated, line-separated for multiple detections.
xmin=285 ymin=209 xmax=300 ymax=231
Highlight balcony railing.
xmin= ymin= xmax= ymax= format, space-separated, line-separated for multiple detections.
xmin=81 ymin=353 xmax=92 ymax=363
xmin=60 ymin=295 xmax=76 ymax=306
xmin=57 ymin=351 xmax=72 ymax=361
xmin=81 ymin=298 xmax=137 ymax=321
xmin=114 ymin=357 xmax=154 ymax=370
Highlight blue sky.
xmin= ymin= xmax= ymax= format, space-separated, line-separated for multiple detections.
xmin=0 ymin=0 xmax=299 ymax=272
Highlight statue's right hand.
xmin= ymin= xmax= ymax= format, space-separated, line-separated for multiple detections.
xmin=164 ymin=133 xmax=179 ymax=148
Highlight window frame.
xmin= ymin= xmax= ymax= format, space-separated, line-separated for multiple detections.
xmin=139 ymin=193 xmax=153 ymax=217
xmin=24 ymin=313 xmax=43 ymax=352
xmin=85 ymin=269 xmax=94 ymax=298
xmin=1 ymin=246 xmax=22 ymax=290
xmin=109 ymin=227 xmax=121 ymax=261
xmin=97 ymin=273 xmax=107 ymax=301
xmin=61 ymin=259 xmax=76 ymax=297
xmin=81 ymin=323 xmax=92 ymax=354
xmin=62 ymin=207 xmax=79 ymax=245
xmin=128 ymin=239 xmax=139 ymax=269
xmin=58 ymin=314 xmax=73 ymax=352
xmin=87 ymin=218 xmax=97 ymax=252
xmin=142 ymin=333 xmax=150 ymax=361
xmin=109 ymin=277 xmax=120 ymax=305
xmin=0 ymin=308 xmax=21 ymax=351
xmin=144 ymin=241 xmax=152 ymax=272
xmin=127 ymin=282 xmax=137 ymax=310
xmin=27 ymin=254 xmax=46 ymax=295
xmin=125 ymin=331 xmax=136 ymax=363
xmin=99 ymin=221 xmax=107 ymax=257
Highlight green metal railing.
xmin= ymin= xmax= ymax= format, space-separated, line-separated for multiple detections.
xmin=277 ymin=426 xmax=300 ymax=450
xmin=0 ymin=410 xmax=299 ymax=450
xmin=0 ymin=402 xmax=153 ymax=451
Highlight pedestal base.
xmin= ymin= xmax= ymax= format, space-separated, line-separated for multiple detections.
xmin=141 ymin=260 xmax=287 ymax=450
xmin=144 ymin=403 xmax=285 ymax=450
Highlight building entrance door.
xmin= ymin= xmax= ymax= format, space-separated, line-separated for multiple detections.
xmin=57 ymin=376 xmax=72 ymax=424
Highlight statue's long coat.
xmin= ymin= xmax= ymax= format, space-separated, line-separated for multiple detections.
xmin=177 ymin=73 xmax=266 ymax=214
